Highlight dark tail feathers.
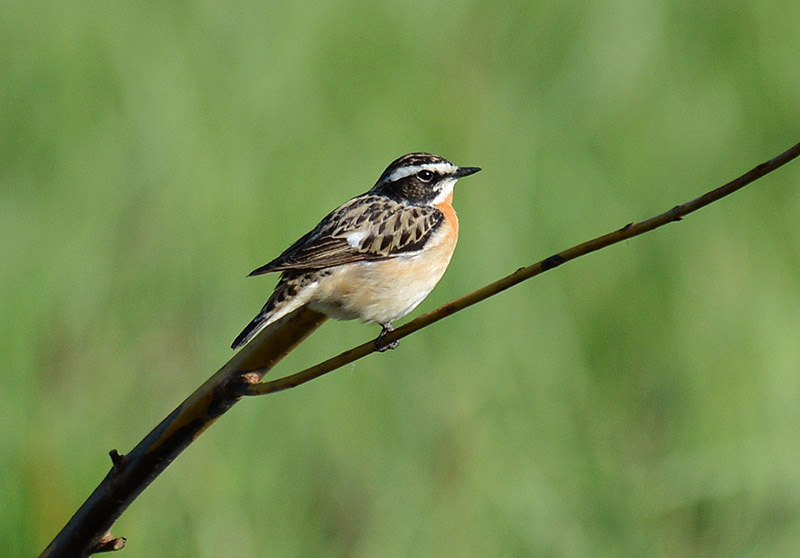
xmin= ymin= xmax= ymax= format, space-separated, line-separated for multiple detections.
xmin=231 ymin=313 xmax=267 ymax=350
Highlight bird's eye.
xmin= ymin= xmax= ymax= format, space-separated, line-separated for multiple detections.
xmin=417 ymin=170 xmax=434 ymax=182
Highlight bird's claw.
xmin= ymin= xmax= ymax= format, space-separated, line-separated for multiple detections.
xmin=375 ymin=324 xmax=399 ymax=352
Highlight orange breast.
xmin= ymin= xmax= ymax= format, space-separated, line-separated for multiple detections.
xmin=435 ymin=192 xmax=459 ymax=237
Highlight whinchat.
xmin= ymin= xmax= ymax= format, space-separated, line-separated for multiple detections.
xmin=232 ymin=152 xmax=481 ymax=351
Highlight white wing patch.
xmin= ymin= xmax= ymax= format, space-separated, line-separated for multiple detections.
xmin=346 ymin=230 xmax=369 ymax=248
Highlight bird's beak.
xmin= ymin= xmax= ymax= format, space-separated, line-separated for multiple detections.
xmin=455 ymin=166 xmax=481 ymax=178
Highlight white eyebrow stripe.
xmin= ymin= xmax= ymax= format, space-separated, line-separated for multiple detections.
xmin=385 ymin=162 xmax=456 ymax=183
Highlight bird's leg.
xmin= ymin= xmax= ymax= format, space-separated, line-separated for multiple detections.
xmin=375 ymin=323 xmax=399 ymax=352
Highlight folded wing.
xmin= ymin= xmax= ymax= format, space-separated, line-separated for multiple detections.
xmin=249 ymin=195 xmax=444 ymax=275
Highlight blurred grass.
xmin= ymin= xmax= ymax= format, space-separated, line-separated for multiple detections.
xmin=2 ymin=0 xmax=800 ymax=556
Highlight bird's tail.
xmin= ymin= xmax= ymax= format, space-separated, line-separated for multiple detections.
xmin=231 ymin=273 xmax=315 ymax=350
xmin=231 ymin=311 xmax=270 ymax=350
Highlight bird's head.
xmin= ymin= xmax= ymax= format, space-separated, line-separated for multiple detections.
xmin=370 ymin=152 xmax=481 ymax=206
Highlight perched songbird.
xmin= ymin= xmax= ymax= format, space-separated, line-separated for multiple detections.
xmin=232 ymin=152 xmax=481 ymax=351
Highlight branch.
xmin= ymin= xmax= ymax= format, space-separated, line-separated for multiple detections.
xmin=234 ymin=141 xmax=800 ymax=397
xmin=40 ymin=141 xmax=800 ymax=557
xmin=40 ymin=307 xmax=328 ymax=558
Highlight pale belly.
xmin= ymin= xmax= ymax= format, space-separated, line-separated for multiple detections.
xmin=308 ymin=233 xmax=456 ymax=325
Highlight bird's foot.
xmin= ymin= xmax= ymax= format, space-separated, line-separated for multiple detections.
xmin=374 ymin=323 xmax=399 ymax=352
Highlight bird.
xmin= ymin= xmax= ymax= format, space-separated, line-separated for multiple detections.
xmin=231 ymin=152 xmax=481 ymax=351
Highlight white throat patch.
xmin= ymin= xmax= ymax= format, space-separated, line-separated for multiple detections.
xmin=429 ymin=177 xmax=457 ymax=205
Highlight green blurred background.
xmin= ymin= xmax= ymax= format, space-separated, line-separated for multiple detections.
xmin=3 ymin=0 xmax=800 ymax=556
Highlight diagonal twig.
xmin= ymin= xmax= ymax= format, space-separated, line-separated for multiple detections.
xmin=233 ymin=141 xmax=800 ymax=397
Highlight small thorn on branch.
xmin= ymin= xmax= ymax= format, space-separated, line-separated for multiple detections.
xmin=109 ymin=449 xmax=125 ymax=470
xmin=89 ymin=531 xmax=126 ymax=554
